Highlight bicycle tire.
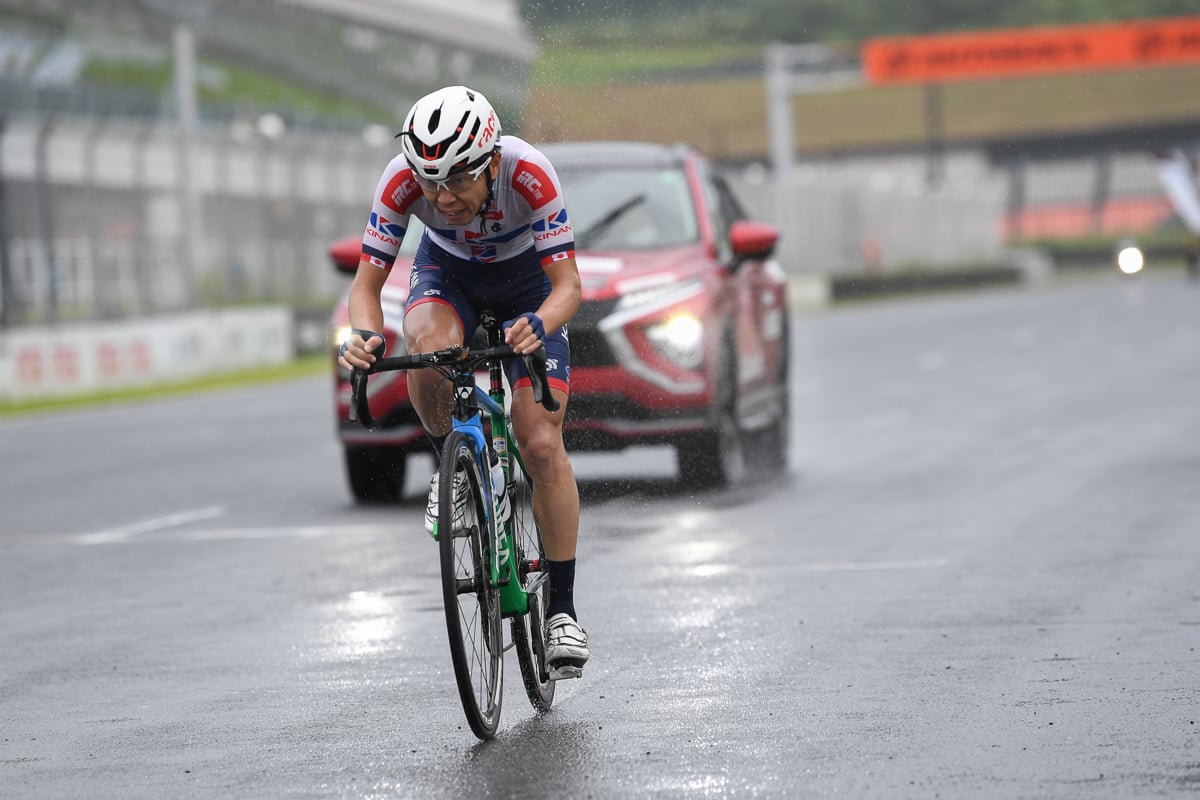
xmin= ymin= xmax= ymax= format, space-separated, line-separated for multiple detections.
xmin=438 ymin=432 xmax=503 ymax=739
xmin=508 ymin=455 xmax=556 ymax=711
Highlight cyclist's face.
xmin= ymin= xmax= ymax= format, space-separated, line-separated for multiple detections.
xmin=414 ymin=153 xmax=500 ymax=225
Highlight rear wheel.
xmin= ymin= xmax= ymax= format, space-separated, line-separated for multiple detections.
xmin=508 ymin=456 xmax=555 ymax=712
xmin=343 ymin=445 xmax=407 ymax=503
xmin=438 ymin=433 xmax=503 ymax=739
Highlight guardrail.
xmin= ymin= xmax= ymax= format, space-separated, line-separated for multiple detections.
xmin=0 ymin=305 xmax=294 ymax=401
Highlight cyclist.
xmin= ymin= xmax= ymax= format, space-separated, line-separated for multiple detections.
xmin=337 ymin=85 xmax=589 ymax=680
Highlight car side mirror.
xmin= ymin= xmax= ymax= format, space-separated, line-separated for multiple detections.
xmin=728 ymin=220 xmax=779 ymax=268
xmin=329 ymin=236 xmax=361 ymax=276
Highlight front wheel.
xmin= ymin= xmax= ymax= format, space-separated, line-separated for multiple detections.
xmin=343 ymin=445 xmax=406 ymax=503
xmin=508 ymin=456 xmax=555 ymax=712
xmin=438 ymin=433 xmax=503 ymax=739
xmin=676 ymin=405 xmax=746 ymax=489
xmin=750 ymin=333 xmax=791 ymax=474
xmin=676 ymin=344 xmax=746 ymax=489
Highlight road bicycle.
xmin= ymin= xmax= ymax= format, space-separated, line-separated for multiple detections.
xmin=347 ymin=313 xmax=560 ymax=740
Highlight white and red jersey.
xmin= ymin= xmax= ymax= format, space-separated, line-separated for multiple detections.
xmin=360 ymin=135 xmax=575 ymax=270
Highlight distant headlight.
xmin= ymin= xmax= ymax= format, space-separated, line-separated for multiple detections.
xmin=1116 ymin=244 xmax=1144 ymax=275
xmin=645 ymin=313 xmax=704 ymax=370
xmin=333 ymin=325 xmax=405 ymax=357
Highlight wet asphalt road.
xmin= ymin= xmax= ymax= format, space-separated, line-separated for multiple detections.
xmin=2 ymin=272 xmax=1199 ymax=799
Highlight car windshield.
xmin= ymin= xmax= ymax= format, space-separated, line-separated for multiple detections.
xmin=557 ymin=165 xmax=699 ymax=250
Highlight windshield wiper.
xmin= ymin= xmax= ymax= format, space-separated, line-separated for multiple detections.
xmin=574 ymin=193 xmax=647 ymax=249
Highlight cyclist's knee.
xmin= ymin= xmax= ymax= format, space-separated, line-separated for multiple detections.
xmin=403 ymin=303 xmax=462 ymax=351
xmin=517 ymin=423 xmax=567 ymax=476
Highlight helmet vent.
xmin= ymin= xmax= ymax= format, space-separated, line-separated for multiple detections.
xmin=399 ymin=86 xmax=500 ymax=180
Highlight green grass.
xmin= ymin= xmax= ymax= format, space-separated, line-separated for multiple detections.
xmin=0 ymin=354 xmax=330 ymax=418
xmin=83 ymin=57 xmax=391 ymax=123
xmin=524 ymin=61 xmax=1200 ymax=162
xmin=531 ymin=41 xmax=762 ymax=86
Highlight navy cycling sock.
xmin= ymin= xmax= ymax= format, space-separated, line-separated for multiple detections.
xmin=546 ymin=558 xmax=577 ymax=620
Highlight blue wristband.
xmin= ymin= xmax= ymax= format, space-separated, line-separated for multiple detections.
xmin=503 ymin=312 xmax=545 ymax=342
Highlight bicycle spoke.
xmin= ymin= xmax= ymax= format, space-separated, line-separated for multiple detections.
xmin=439 ymin=434 xmax=503 ymax=739
xmin=506 ymin=454 xmax=556 ymax=712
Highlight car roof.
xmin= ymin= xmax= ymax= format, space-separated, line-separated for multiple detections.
xmin=535 ymin=140 xmax=693 ymax=169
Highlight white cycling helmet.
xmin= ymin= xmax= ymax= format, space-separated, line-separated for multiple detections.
xmin=398 ymin=85 xmax=501 ymax=182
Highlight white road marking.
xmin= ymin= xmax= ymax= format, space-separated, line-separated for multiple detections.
xmin=173 ymin=525 xmax=396 ymax=542
xmin=74 ymin=506 xmax=227 ymax=545
xmin=799 ymin=557 xmax=950 ymax=572
xmin=73 ymin=517 xmax=401 ymax=545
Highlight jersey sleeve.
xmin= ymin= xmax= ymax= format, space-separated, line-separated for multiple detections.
xmin=512 ymin=151 xmax=576 ymax=268
xmin=360 ymin=155 xmax=423 ymax=271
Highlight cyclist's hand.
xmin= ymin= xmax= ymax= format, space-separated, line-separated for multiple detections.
xmin=503 ymin=312 xmax=545 ymax=355
xmin=338 ymin=329 xmax=386 ymax=370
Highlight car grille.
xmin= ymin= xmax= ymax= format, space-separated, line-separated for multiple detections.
xmin=568 ymin=298 xmax=618 ymax=367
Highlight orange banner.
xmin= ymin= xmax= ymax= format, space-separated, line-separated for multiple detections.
xmin=863 ymin=15 xmax=1200 ymax=84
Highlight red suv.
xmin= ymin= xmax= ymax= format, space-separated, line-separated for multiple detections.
xmin=330 ymin=141 xmax=790 ymax=502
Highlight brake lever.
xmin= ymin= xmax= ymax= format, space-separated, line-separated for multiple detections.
xmin=523 ymin=346 xmax=560 ymax=413
xmin=348 ymin=367 xmax=377 ymax=429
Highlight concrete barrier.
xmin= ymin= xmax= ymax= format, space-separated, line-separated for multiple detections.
xmin=0 ymin=307 xmax=294 ymax=401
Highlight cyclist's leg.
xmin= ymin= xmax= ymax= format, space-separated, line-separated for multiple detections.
xmin=403 ymin=298 xmax=462 ymax=437
xmin=509 ymin=333 xmax=589 ymax=678
xmin=402 ymin=245 xmax=478 ymax=439
xmin=509 ymin=384 xmax=578 ymax=563
xmin=405 ymin=245 xmax=478 ymax=534
xmin=506 ymin=326 xmax=577 ymax=563
xmin=510 ymin=384 xmax=588 ymax=676
xmin=406 ymin=285 xmax=464 ymax=536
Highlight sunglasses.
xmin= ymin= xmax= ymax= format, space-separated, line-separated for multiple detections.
xmin=411 ymin=156 xmax=492 ymax=194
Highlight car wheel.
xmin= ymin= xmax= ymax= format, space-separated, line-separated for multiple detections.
xmin=750 ymin=389 xmax=789 ymax=473
xmin=344 ymin=445 xmax=407 ymax=504
xmin=678 ymin=406 xmax=747 ymax=489
xmin=752 ymin=332 xmax=791 ymax=473
xmin=676 ymin=347 xmax=746 ymax=489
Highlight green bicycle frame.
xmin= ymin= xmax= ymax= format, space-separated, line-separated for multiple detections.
xmin=476 ymin=383 xmax=530 ymax=618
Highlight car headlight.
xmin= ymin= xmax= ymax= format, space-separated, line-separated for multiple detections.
xmin=334 ymin=325 xmax=353 ymax=348
xmin=645 ymin=312 xmax=704 ymax=370
xmin=1115 ymin=243 xmax=1144 ymax=275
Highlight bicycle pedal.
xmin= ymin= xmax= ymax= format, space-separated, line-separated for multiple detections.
xmin=548 ymin=664 xmax=583 ymax=681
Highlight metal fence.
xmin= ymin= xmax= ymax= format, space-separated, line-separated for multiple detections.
xmin=730 ymin=145 xmax=1188 ymax=277
xmin=0 ymin=112 xmax=395 ymax=326
xmin=733 ymin=150 xmax=1006 ymax=274
xmin=1 ymin=110 xmax=1189 ymax=327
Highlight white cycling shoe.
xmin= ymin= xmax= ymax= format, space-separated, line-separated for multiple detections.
xmin=424 ymin=472 xmax=467 ymax=539
xmin=425 ymin=470 xmax=509 ymax=538
xmin=545 ymin=613 xmax=589 ymax=680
